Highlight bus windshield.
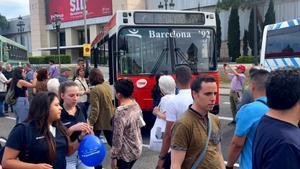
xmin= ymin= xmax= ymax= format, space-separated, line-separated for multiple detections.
xmin=118 ymin=27 xmax=215 ymax=75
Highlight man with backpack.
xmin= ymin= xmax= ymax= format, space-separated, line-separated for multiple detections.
xmin=226 ymin=69 xmax=270 ymax=169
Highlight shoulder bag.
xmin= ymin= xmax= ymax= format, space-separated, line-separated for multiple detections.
xmin=5 ymin=86 xmax=16 ymax=105
xmin=191 ymin=115 xmax=212 ymax=169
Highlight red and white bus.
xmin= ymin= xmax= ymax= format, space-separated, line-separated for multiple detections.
xmin=91 ymin=10 xmax=220 ymax=114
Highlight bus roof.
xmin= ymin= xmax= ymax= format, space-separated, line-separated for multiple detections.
xmin=91 ymin=10 xmax=216 ymax=47
xmin=115 ymin=9 xmax=215 ymax=14
xmin=0 ymin=35 xmax=27 ymax=50
xmin=267 ymin=18 xmax=300 ymax=31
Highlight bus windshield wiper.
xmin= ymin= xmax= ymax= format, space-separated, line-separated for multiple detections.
xmin=151 ymin=48 xmax=168 ymax=75
xmin=174 ymin=47 xmax=189 ymax=64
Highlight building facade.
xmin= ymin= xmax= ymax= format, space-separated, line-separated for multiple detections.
xmin=29 ymin=0 xmax=145 ymax=62
xmin=0 ymin=16 xmax=32 ymax=53
xmin=2 ymin=0 xmax=300 ymax=61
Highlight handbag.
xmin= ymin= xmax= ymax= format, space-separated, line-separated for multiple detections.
xmin=191 ymin=115 xmax=212 ymax=169
xmin=149 ymin=117 xmax=166 ymax=152
xmin=76 ymin=78 xmax=90 ymax=103
xmin=5 ymin=86 xmax=16 ymax=105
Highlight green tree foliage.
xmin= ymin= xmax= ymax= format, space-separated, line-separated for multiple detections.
xmin=227 ymin=7 xmax=240 ymax=61
xmin=242 ymin=30 xmax=249 ymax=56
xmin=0 ymin=14 xmax=8 ymax=29
xmin=217 ymin=0 xmax=253 ymax=10
xmin=29 ymin=55 xmax=71 ymax=64
xmin=248 ymin=8 xmax=261 ymax=56
xmin=215 ymin=10 xmax=222 ymax=59
xmin=264 ymin=0 xmax=275 ymax=27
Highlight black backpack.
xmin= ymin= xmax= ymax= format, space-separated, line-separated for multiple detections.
xmin=0 ymin=123 xmax=32 ymax=164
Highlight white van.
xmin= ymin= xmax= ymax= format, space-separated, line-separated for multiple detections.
xmin=260 ymin=18 xmax=300 ymax=71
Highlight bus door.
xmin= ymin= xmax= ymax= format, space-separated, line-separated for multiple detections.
xmin=108 ymin=35 xmax=117 ymax=85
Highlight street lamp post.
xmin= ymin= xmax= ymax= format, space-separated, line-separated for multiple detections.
xmin=17 ymin=16 xmax=25 ymax=45
xmin=52 ymin=11 xmax=61 ymax=69
xmin=158 ymin=0 xmax=175 ymax=10
xmin=83 ymin=0 xmax=89 ymax=74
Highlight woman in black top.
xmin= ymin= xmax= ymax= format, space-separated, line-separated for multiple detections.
xmin=2 ymin=92 xmax=80 ymax=169
xmin=59 ymin=81 xmax=92 ymax=169
xmin=11 ymin=67 xmax=36 ymax=124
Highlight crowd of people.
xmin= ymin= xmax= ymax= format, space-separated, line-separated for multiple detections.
xmin=152 ymin=64 xmax=299 ymax=169
xmin=0 ymin=60 xmax=299 ymax=169
xmin=0 ymin=59 xmax=144 ymax=169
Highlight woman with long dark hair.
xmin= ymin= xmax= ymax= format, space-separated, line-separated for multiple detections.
xmin=2 ymin=92 xmax=79 ymax=169
xmin=11 ymin=67 xmax=36 ymax=123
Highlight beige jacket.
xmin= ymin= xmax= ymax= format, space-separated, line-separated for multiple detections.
xmin=88 ymin=82 xmax=115 ymax=131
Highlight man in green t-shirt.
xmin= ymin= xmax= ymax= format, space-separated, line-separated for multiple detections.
xmin=171 ymin=76 xmax=225 ymax=169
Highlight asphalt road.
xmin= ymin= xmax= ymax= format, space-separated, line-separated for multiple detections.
xmin=0 ymin=95 xmax=238 ymax=169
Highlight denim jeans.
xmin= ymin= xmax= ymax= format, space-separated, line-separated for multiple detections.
xmin=12 ymin=97 xmax=29 ymax=123
xmin=66 ymin=151 xmax=94 ymax=169
xmin=0 ymin=101 xmax=4 ymax=116
xmin=0 ymin=92 xmax=5 ymax=116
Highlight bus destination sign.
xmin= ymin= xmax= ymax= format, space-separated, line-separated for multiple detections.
xmin=134 ymin=12 xmax=205 ymax=25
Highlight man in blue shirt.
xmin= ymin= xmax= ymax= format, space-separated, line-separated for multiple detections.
xmin=253 ymin=67 xmax=300 ymax=169
xmin=24 ymin=63 xmax=34 ymax=102
xmin=24 ymin=63 xmax=34 ymax=83
xmin=226 ymin=69 xmax=270 ymax=169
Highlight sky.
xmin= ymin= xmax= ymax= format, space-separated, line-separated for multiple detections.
xmin=0 ymin=0 xmax=30 ymax=19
